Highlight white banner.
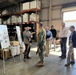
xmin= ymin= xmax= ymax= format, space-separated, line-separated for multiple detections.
xmin=16 ymin=26 xmax=22 ymax=44
xmin=0 ymin=25 xmax=10 ymax=49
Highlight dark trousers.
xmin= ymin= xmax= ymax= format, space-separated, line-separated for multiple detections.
xmin=60 ymin=37 xmax=67 ymax=57
xmin=24 ymin=44 xmax=31 ymax=59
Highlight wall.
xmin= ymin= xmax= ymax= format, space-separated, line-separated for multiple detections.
xmin=51 ymin=0 xmax=76 ymax=30
xmin=40 ymin=0 xmax=51 ymax=28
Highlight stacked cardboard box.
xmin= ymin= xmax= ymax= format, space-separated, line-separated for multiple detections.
xmin=10 ymin=41 xmax=19 ymax=46
xmin=10 ymin=41 xmax=20 ymax=57
xmin=0 ymin=48 xmax=11 ymax=60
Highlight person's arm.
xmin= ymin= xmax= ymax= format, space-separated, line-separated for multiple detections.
xmin=60 ymin=28 xmax=68 ymax=38
xmin=38 ymin=31 xmax=44 ymax=46
xmin=47 ymin=31 xmax=52 ymax=40
xmin=49 ymin=31 xmax=52 ymax=39
xmin=55 ymin=29 xmax=57 ymax=38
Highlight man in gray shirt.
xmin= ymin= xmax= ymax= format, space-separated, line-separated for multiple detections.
xmin=23 ymin=27 xmax=31 ymax=62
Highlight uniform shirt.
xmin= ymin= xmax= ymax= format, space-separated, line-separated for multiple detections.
xmin=46 ymin=30 xmax=52 ymax=39
xmin=23 ymin=30 xmax=31 ymax=44
xmin=38 ymin=28 xmax=46 ymax=46
xmin=60 ymin=27 xmax=68 ymax=38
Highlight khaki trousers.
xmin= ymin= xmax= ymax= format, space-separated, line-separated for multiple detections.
xmin=51 ymin=38 xmax=56 ymax=51
xmin=46 ymin=40 xmax=52 ymax=55
xmin=67 ymin=43 xmax=74 ymax=64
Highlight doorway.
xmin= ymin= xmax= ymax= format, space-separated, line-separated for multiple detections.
xmin=63 ymin=10 xmax=76 ymax=30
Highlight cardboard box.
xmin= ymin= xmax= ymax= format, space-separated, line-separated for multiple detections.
xmin=10 ymin=45 xmax=20 ymax=56
xmin=0 ymin=48 xmax=11 ymax=60
xmin=10 ymin=41 xmax=19 ymax=46
xmin=55 ymin=40 xmax=60 ymax=45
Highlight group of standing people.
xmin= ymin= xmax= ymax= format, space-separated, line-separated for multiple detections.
xmin=23 ymin=22 xmax=76 ymax=67
xmin=58 ymin=23 xmax=76 ymax=66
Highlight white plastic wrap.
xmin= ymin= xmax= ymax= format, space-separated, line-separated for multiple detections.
xmin=11 ymin=15 xmax=17 ymax=23
xmin=10 ymin=46 xmax=17 ymax=57
xmin=20 ymin=42 xmax=25 ymax=53
xmin=10 ymin=45 xmax=20 ymax=57
xmin=22 ymin=2 xmax=30 ymax=10
xmin=30 ymin=13 xmax=39 ymax=21
xmin=30 ymin=0 xmax=41 ymax=9
xmin=23 ymin=13 xmax=28 ymax=22
xmin=2 ymin=10 xmax=8 ymax=15
xmin=7 ymin=18 xmax=10 ymax=24
xmin=16 ymin=16 xmax=22 ymax=23
xmin=16 ymin=45 xmax=20 ymax=55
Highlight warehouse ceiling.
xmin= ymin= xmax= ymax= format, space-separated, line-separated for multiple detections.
xmin=0 ymin=0 xmax=34 ymax=8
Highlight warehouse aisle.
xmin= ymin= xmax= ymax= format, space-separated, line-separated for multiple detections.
xmin=0 ymin=42 xmax=76 ymax=75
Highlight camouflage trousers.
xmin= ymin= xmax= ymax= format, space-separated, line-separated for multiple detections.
xmin=38 ymin=46 xmax=45 ymax=61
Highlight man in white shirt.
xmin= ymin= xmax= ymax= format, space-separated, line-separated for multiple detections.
xmin=59 ymin=23 xmax=69 ymax=59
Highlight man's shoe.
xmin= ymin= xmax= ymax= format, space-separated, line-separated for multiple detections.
xmin=45 ymin=54 xmax=48 ymax=57
xmin=27 ymin=57 xmax=31 ymax=59
xmin=59 ymin=56 xmax=62 ymax=58
xmin=37 ymin=61 xmax=44 ymax=67
xmin=24 ymin=59 xmax=26 ymax=62
xmin=70 ymin=61 xmax=75 ymax=65
xmin=61 ymin=56 xmax=66 ymax=59
xmin=65 ymin=63 xmax=70 ymax=66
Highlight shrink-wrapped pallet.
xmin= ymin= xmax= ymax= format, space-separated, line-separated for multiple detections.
xmin=16 ymin=45 xmax=20 ymax=55
xmin=16 ymin=16 xmax=21 ymax=23
xmin=30 ymin=13 xmax=39 ymax=21
xmin=11 ymin=15 xmax=17 ymax=23
xmin=22 ymin=2 xmax=30 ymax=10
xmin=2 ymin=10 xmax=8 ymax=15
xmin=10 ymin=41 xmax=19 ymax=46
xmin=10 ymin=46 xmax=17 ymax=56
xmin=23 ymin=13 xmax=28 ymax=22
xmin=30 ymin=0 xmax=41 ymax=9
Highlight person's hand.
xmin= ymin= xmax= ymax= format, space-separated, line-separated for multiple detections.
xmin=31 ymin=32 xmax=35 ymax=34
xmin=29 ymin=43 xmax=32 ymax=46
xmin=47 ymin=39 xmax=49 ymax=41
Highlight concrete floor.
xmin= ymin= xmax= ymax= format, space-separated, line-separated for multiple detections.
xmin=0 ymin=42 xmax=76 ymax=75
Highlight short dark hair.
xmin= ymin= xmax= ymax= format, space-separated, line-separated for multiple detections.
xmin=39 ymin=22 xmax=43 ymax=26
xmin=51 ymin=25 xmax=54 ymax=27
xmin=70 ymin=26 xmax=75 ymax=29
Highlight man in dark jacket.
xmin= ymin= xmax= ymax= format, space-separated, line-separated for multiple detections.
xmin=65 ymin=26 xmax=76 ymax=66
xmin=50 ymin=25 xmax=57 ymax=51
xmin=50 ymin=25 xmax=57 ymax=38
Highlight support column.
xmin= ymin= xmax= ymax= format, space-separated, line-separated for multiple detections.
xmin=49 ymin=0 xmax=52 ymax=27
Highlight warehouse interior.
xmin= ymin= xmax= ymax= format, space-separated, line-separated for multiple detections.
xmin=0 ymin=0 xmax=76 ymax=75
